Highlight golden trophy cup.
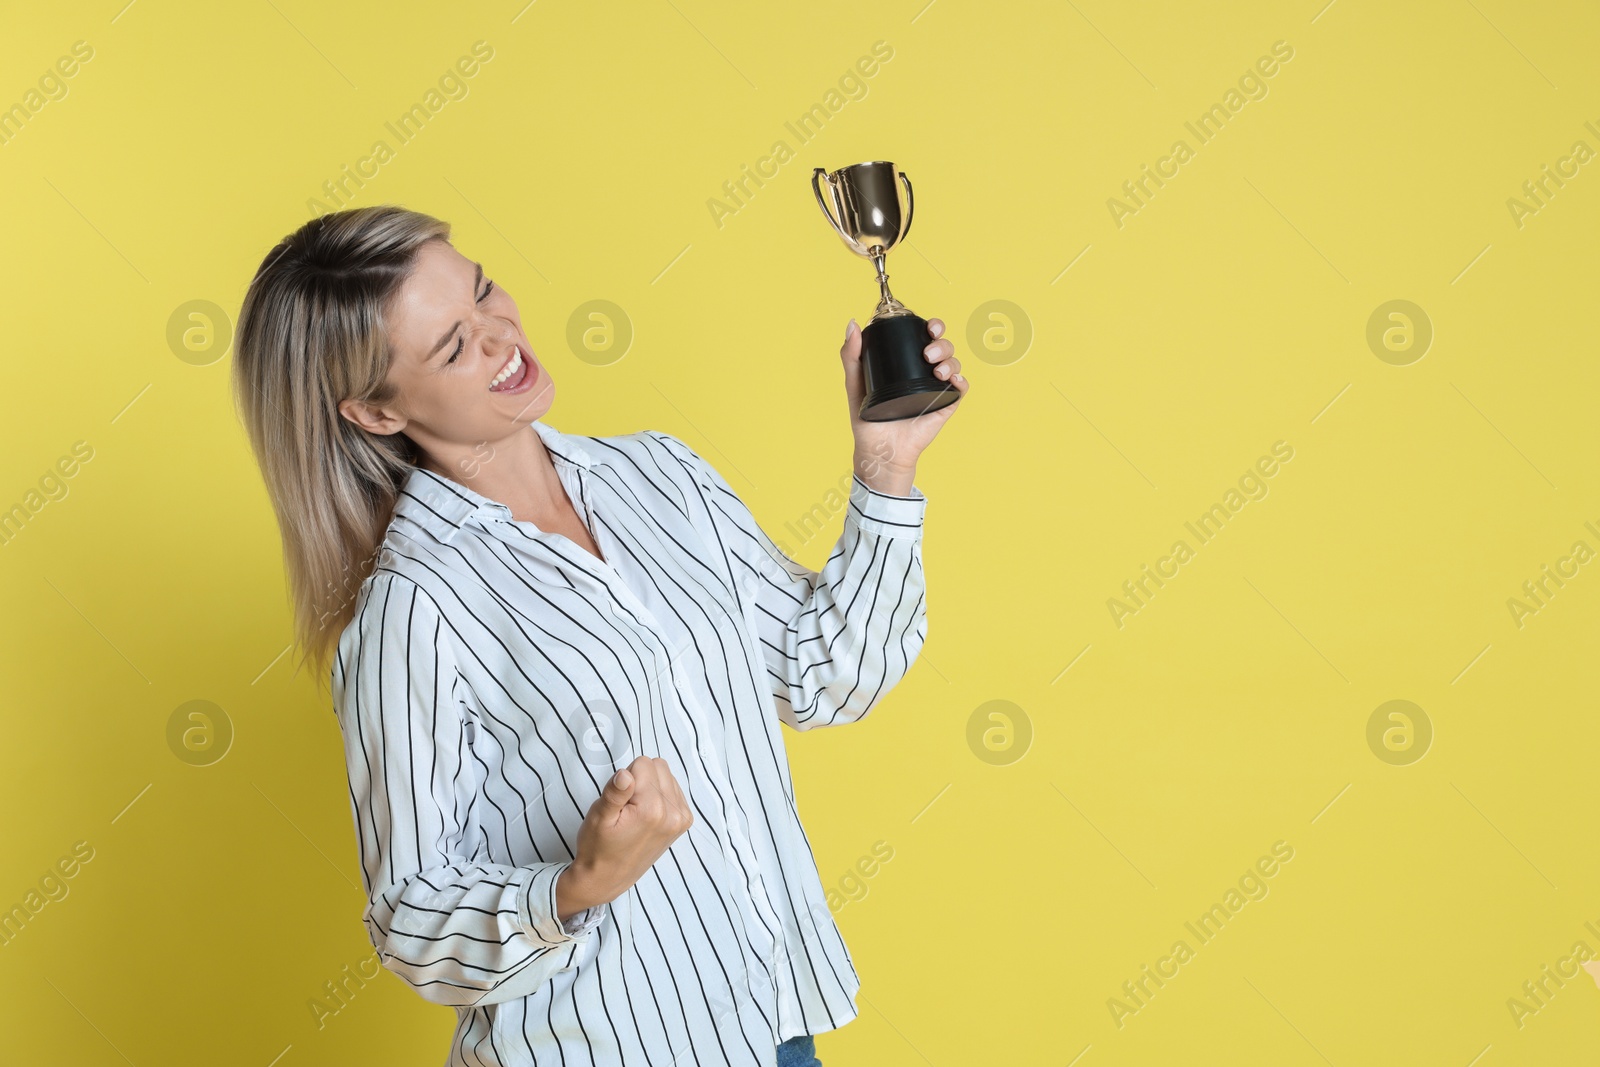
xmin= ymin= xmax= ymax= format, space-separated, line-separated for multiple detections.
xmin=812 ymin=160 xmax=960 ymax=421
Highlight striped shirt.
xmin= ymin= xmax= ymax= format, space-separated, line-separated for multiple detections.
xmin=330 ymin=419 xmax=928 ymax=1066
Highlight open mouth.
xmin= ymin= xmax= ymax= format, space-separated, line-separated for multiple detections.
xmin=488 ymin=346 xmax=536 ymax=393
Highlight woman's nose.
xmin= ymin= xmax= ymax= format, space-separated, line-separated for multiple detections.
xmin=485 ymin=322 xmax=517 ymax=357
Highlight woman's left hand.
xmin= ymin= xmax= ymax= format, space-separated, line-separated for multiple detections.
xmin=840 ymin=315 xmax=968 ymax=493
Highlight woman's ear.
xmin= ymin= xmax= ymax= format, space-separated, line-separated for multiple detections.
xmin=337 ymin=397 xmax=407 ymax=436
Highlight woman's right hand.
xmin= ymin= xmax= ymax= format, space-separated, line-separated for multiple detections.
xmin=556 ymin=756 xmax=694 ymax=920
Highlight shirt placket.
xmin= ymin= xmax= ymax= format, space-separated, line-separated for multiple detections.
xmin=632 ymin=593 xmax=785 ymax=1001
xmin=567 ymin=466 xmax=784 ymax=993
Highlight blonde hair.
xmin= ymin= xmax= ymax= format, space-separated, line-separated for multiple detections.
xmin=232 ymin=205 xmax=452 ymax=685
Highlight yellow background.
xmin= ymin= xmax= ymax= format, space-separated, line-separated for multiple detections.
xmin=2 ymin=0 xmax=1597 ymax=1063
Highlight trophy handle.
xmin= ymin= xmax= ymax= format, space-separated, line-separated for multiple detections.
xmin=899 ymin=171 xmax=914 ymax=243
xmin=812 ymin=168 xmax=867 ymax=255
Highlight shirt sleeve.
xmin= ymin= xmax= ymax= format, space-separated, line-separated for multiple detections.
xmin=331 ymin=572 xmax=606 ymax=1007
xmin=649 ymin=430 xmax=929 ymax=731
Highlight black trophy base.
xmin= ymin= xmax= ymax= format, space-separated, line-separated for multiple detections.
xmin=858 ymin=313 xmax=961 ymax=422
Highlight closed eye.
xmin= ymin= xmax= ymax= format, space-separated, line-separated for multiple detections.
xmin=446 ymin=280 xmax=495 ymax=364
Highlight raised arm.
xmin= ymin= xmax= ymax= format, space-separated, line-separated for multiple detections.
xmin=331 ymin=572 xmax=604 ymax=1007
xmin=650 ymin=431 xmax=929 ymax=730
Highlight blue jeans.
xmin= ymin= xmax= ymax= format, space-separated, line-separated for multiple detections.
xmin=776 ymin=1034 xmax=821 ymax=1067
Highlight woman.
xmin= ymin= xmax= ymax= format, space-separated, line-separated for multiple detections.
xmin=232 ymin=205 xmax=966 ymax=1067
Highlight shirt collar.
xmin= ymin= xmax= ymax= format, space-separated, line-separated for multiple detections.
xmin=391 ymin=420 xmax=593 ymax=542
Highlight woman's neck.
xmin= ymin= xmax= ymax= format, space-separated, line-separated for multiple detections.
xmin=422 ymin=424 xmax=562 ymax=517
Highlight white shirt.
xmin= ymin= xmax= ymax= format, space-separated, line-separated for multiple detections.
xmin=331 ymin=419 xmax=928 ymax=1067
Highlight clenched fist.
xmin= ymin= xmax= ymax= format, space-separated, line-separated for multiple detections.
xmin=556 ymin=756 xmax=694 ymax=921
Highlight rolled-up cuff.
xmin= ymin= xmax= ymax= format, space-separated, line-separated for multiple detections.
xmin=847 ymin=473 xmax=927 ymax=539
xmin=519 ymin=861 xmax=602 ymax=946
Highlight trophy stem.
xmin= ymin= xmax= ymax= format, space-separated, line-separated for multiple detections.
xmin=868 ymin=247 xmax=913 ymax=319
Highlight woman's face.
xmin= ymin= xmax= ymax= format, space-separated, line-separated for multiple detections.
xmin=342 ymin=238 xmax=554 ymax=466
